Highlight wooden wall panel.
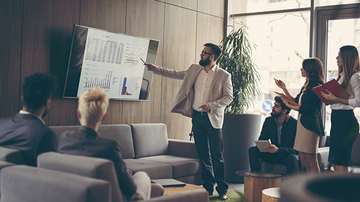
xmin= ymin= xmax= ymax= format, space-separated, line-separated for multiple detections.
xmin=195 ymin=13 xmax=224 ymax=64
xmin=0 ymin=0 xmax=226 ymax=140
xmin=198 ymin=0 xmax=225 ymax=18
xmin=122 ymin=0 xmax=164 ymax=124
xmin=165 ymin=0 xmax=197 ymax=10
xmin=21 ymin=0 xmax=55 ymax=124
xmin=162 ymin=4 xmax=197 ymax=139
xmin=80 ymin=0 xmax=126 ymax=124
xmin=0 ymin=0 xmax=23 ymax=118
xmin=47 ymin=0 xmax=81 ymax=126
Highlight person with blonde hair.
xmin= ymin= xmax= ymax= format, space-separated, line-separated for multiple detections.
xmin=59 ymin=87 xmax=151 ymax=201
xmin=321 ymin=45 xmax=360 ymax=172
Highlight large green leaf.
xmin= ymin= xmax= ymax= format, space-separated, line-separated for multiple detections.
xmin=217 ymin=26 xmax=260 ymax=114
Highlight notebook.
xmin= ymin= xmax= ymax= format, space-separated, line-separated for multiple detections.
xmin=151 ymin=179 xmax=186 ymax=187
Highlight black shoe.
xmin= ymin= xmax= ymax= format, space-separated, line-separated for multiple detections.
xmin=219 ymin=193 xmax=228 ymax=201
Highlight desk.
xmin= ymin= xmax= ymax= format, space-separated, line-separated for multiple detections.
xmin=163 ymin=184 xmax=205 ymax=196
xmin=237 ymin=171 xmax=281 ymax=202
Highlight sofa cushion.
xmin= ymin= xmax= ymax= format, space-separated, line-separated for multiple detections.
xmin=141 ymin=155 xmax=201 ymax=178
xmin=1 ymin=165 xmax=111 ymax=202
xmin=49 ymin=125 xmax=79 ymax=142
xmin=98 ymin=124 xmax=135 ymax=159
xmin=130 ymin=123 xmax=169 ymax=158
xmin=50 ymin=125 xmax=135 ymax=159
xmin=124 ymin=158 xmax=173 ymax=179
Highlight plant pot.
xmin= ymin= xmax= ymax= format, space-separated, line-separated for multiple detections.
xmin=222 ymin=113 xmax=261 ymax=183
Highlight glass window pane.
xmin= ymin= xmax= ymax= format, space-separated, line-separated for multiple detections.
xmin=234 ymin=11 xmax=310 ymax=123
xmin=318 ymin=0 xmax=360 ymax=7
xmin=231 ymin=0 xmax=310 ymax=14
xmin=325 ymin=18 xmax=360 ymax=135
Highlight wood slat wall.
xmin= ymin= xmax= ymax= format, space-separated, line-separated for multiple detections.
xmin=0 ymin=0 xmax=225 ymax=140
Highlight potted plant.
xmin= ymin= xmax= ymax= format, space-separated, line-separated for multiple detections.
xmin=217 ymin=25 xmax=262 ymax=183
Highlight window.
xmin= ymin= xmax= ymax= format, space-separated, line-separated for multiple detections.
xmin=228 ymin=0 xmax=360 ymax=134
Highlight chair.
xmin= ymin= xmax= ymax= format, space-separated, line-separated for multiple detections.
xmin=0 ymin=165 xmax=111 ymax=202
xmin=38 ymin=152 xmax=125 ymax=202
xmin=38 ymin=152 xmax=209 ymax=202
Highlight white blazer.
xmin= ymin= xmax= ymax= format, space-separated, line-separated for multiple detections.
xmin=154 ymin=64 xmax=233 ymax=129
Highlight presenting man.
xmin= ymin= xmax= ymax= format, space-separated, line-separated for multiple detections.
xmin=248 ymin=96 xmax=299 ymax=174
xmin=146 ymin=43 xmax=233 ymax=200
xmin=0 ymin=73 xmax=57 ymax=166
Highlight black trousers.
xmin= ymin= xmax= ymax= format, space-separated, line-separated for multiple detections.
xmin=192 ymin=110 xmax=228 ymax=194
xmin=248 ymin=146 xmax=300 ymax=174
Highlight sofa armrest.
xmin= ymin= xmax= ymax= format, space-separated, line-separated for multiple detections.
xmin=144 ymin=189 xmax=209 ymax=202
xmin=1 ymin=165 xmax=111 ymax=202
xmin=168 ymin=139 xmax=198 ymax=158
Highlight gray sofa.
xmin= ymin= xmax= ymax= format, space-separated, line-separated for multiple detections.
xmin=49 ymin=123 xmax=203 ymax=184
xmin=0 ymin=164 xmax=209 ymax=202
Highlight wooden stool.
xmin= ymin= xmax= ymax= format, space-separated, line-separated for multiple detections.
xmin=262 ymin=187 xmax=280 ymax=202
xmin=237 ymin=171 xmax=281 ymax=202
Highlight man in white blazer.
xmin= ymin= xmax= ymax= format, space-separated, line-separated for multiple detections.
xmin=146 ymin=43 xmax=233 ymax=200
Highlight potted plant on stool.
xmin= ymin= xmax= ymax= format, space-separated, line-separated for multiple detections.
xmin=217 ymin=25 xmax=261 ymax=183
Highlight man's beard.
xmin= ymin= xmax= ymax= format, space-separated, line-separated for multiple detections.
xmin=199 ymin=57 xmax=211 ymax=66
xmin=271 ymin=110 xmax=281 ymax=118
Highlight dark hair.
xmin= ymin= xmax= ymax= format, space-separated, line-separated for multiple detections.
xmin=274 ymin=96 xmax=291 ymax=114
xmin=302 ymin=57 xmax=325 ymax=94
xmin=204 ymin=43 xmax=221 ymax=60
xmin=22 ymin=73 xmax=56 ymax=111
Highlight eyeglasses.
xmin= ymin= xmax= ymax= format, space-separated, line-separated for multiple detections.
xmin=201 ymin=51 xmax=213 ymax=56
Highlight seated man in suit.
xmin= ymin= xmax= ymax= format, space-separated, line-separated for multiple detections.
xmin=248 ymin=96 xmax=299 ymax=174
xmin=0 ymin=73 xmax=57 ymax=166
xmin=59 ymin=87 xmax=151 ymax=201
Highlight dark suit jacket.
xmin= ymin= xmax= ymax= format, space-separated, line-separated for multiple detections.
xmin=258 ymin=116 xmax=298 ymax=158
xmin=59 ymin=126 xmax=136 ymax=198
xmin=0 ymin=113 xmax=58 ymax=166
xmin=295 ymin=81 xmax=325 ymax=136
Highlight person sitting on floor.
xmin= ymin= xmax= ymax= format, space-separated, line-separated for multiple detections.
xmin=59 ymin=87 xmax=151 ymax=201
xmin=248 ymin=96 xmax=299 ymax=174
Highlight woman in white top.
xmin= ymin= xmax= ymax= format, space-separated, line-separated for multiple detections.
xmin=321 ymin=45 xmax=360 ymax=172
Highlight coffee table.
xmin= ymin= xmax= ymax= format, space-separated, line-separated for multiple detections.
xmin=236 ymin=171 xmax=281 ymax=202
xmin=163 ymin=183 xmax=206 ymax=196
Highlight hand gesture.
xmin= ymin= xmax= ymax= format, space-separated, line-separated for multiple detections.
xmin=264 ymin=144 xmax=279 ymax=153
xmin=274 ymin=78 xmax=286 ymax=90
xmin=321 ymin=89 xmax=337 ymax=102
xmin=145 ymin=63 xmax=155 ymax=71
xmin=199 ymin=104 xmax=210 ymax=112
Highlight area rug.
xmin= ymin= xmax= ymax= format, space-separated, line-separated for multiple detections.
xmin=209 ymin=190 xmax=249 ymax=202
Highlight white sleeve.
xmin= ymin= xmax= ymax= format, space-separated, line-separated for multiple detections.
xmin=348 ymin=73 xmax=360 ymax=107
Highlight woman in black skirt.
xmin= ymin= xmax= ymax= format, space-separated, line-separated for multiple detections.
xmin=321 ymin=45 xmax=360 ymax=172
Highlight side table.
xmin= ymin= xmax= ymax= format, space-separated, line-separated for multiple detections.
xmin=236 ymin=171 xmax=281 ymax=202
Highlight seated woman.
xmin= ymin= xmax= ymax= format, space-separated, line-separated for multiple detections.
xmin=59 ymin=87 xmax=151 ymax=201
